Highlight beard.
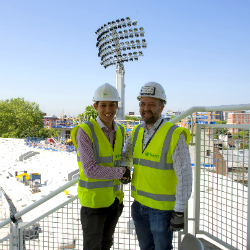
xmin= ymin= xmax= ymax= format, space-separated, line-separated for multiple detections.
xmin=140 ymin=110 xmax=160 ymax=124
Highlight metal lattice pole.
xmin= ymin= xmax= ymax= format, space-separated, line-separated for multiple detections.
xmin=95 ymin=17 xmax=147 ymax=120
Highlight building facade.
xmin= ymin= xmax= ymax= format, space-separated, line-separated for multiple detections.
xmin=227 ymin=112 xmax=250 ymax=134
xmin=43 ymin=114 xmax=59 ymax=129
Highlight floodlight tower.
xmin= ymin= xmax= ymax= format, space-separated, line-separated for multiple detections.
xmin=95 ymin=17 xmax=147 ymax=120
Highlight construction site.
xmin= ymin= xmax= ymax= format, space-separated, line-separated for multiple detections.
xmin=1 ymin=104 xmax=250 ymax=250
xmin=40 ymin=111 xmax=222 ymax=152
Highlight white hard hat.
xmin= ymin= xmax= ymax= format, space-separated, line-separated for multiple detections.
xmin=137 ymin=82 xmax=167 ymax=104
xmin=93 ymin=83 xmax=120 ymax=102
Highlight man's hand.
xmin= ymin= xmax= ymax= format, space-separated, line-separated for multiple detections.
xmin=120 ymin=167 xmax=131 ymax=184
xmin=170 ymin=211 xmax=184 ymax=231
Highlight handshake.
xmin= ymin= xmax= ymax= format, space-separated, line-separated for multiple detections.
xmin=120 ymin=166 xmax=131 ymax=184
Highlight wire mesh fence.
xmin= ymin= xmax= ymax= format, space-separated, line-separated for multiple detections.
xmin=15 ymin=184 xmax=181 ymax=250
xmin=195 ymin=124 xmax=249 ymax=250
xmin=18 ymin=197 xmax=82 ymax=250
xmin=0 ymin=235 xmax=10 ymax=250
xmin=1 ymin=122 xmax=249 ymax=249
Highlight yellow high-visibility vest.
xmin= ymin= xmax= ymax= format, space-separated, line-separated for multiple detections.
xmin=71 ymin=120 xmax=125 ymax=208
xmin=131 ymin=122 xmax=191 ymax=210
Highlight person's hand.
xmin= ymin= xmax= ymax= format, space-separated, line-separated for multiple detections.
xmin=170 ymin=211 xmax=184 ymax=231
xmin=120 ymin=167 xmax=131 ymax=184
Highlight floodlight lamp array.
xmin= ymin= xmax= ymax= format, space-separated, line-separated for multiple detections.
xmin=95 ymin=17 xmax=147 ymax=69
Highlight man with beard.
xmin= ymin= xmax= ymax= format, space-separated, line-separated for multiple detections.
xmin=121 ymin=82 xmax=192 ymax=250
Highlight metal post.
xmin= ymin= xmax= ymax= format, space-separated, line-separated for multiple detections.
xmin=12 ymin=224 xmax=18 ymax=250
xmin=116 ymin=63 xmax=125 ymax=120
xmin=194 ymin=123 xmax=201 ymax=235
xmin=191 ymin=115 xmax=194 ymax=145
xmin=247 ymin=125 xmax=250 ymax=250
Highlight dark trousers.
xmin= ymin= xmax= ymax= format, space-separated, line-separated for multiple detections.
xmin=80 ymin=198 xmax=124 ymax=250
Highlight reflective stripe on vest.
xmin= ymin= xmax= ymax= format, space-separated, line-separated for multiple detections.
xmin=85 ymin=121 xmax=113 ymax=164
xmin=77 ymin=154 xmax=112 ymax=163
xmin=132 ymin=124 xmax=179 ymax=170
xmin=114 ymin=160 xmax=121 ymax=167
xmin=132 ymin=124 xmax=143 ymax=152
xmin=76 ymin=122 xmax=125 ymax=167
xmin=117 ymin=123 xmax=125 ymax=146
xmin=132 ymin=158 xmax=173 ymax=170
xmin=79 ymin=180 xmax=121 ymax=192
xmin=131 ymin=185 xmax=176 ymax=202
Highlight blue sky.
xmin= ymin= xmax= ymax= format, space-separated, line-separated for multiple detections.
xmin=1 ymin=0 xmax=249 ymax=117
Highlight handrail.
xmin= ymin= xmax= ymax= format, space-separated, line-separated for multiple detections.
xmin=169 ymin=104 xmax=250 ymax=124
xmin=51 ymin=136 xmax=59 ymax=144
xmin=0 ymin=177 xmax=79 ymax=228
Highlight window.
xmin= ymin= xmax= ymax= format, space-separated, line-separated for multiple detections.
xmin=236 ymin=114 xmax=238 ymax=118
xmin=236 ymin=119 xmax=238 ymax=123
xmin=244 ymin=114 xmax=247 ymax=118
xmin=245 ymin=119 xmax=247 ymax=123
xmin=65 ymin=130 xmax=71 ymax=139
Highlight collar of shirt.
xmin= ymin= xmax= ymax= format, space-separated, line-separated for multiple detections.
xmin=141 ymin=116 xmax=164 ymax=150
xmin=96 ymin=116 xmax=118 ymax=132
xmin=142 ymin=116 xmax=164 ymax=133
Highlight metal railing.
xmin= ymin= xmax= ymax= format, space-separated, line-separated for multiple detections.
xmin=192 ymin=123 xmax=249 ymax=250
xmin=0 ymin=181 xmax=182 ymax=249
xmin=1 ymin=104 xmax=250 ymax=250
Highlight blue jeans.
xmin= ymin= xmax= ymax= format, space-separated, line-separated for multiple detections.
xmin=131 ymin=201 xmax=173 ymax=250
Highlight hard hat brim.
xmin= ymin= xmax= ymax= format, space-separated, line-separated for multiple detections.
xmin=137 ymin=96 xmax=166 ymax=104
xmin=93 ymin=98 xmax=120 ymax=102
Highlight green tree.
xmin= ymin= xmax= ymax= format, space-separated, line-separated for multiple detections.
xmin=233 ymin=131 xmax=249 ymax=149
xmin=233 ymin=131 xmax=249 ymax=139
xmin=78 ymin=105 xmax=98 ymax=121
xmin=51 ymin=128 xmax=60 ymax=138
xmin=240 ymin=143 xmax=249 ymax=149
xmin=214 ymin=120 xmax=229 ymax=139
xmin=232 ymin=130 xmax=249 ymax=149
xmin=125 ymin=115 xmax=140 ymax=121
xmin=0 ymin=98 xmax=46 ymax=138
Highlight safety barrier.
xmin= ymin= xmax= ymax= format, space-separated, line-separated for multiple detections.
xmin=0 ymin=181 xmax=182 ymax=249
xmin=192 ymin=123 xmax=249 ymax=250
xmin=1 ymin=104 xmax=250 ymax=249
